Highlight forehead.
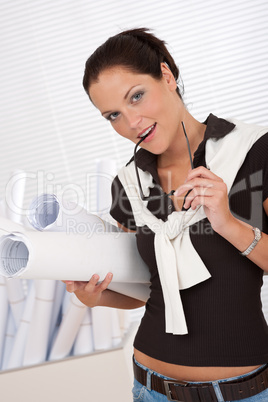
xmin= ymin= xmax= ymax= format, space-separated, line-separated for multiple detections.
xmin=89 ymin=67 xmax=155 ymax=108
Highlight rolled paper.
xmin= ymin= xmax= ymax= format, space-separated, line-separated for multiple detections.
xmin=91 ymin=307 xmax=114 ymax=351
xmin=73 ymin=308 xmax=94 ymax=356
xmin=48 ymin=290 xmax=71 ymax=354
xmin=23 ymin=280 xmax=57 ymax=366
xmin=48 ymin=280 xmax=66 ymax=350
xmin=109 ymin=282 xmax=150 ymax=303
xmin=1 ymin=309 xmax=16 ymax=370
xmin=27 ymin=193 xmax=108 ymax=233
xmin=117 ymin=310 xmax=131 ymax=336
xmin=0 ymin=224 xmax=150 ymax=285
xmin=5 ymin=277 xmax=26 ymax=329
xmin=48 ymin=293 xmax=87 ymax=361
xmin=26 ymin=194 xmax=148 ymax=298
xmin=0 ymin=276 xmax=9 ymax=368
xmin=5 ymin=170 xmax=26 ymax=224
xmin=7 ymin=282 xmax=35 ymax=369
xmin=111 ymin=309 xmax=122 ymax=347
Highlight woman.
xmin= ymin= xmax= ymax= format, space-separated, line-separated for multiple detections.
xmin=64 ymin=28 xmax=268 ymax=401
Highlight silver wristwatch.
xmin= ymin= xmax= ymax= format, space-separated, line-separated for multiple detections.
xmin=240 ymin=227 xmax=262 ymax=257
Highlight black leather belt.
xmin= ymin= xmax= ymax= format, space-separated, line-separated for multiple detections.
xmin=133 ymin=358 xmax=268 ymax=401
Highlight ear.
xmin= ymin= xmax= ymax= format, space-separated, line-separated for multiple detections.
xmin=160 ymin=62 xmax=177 ymax=90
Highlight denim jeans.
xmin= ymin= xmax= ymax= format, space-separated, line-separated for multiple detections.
xmin=132 ymin=358 xmax=268 ymax=402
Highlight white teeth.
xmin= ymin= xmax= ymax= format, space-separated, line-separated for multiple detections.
xmin=140 ymin=124 xmax=155 ymax=138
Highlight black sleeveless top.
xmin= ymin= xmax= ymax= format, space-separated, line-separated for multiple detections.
xmin=110 ymin=114 xmax=268 ymax=366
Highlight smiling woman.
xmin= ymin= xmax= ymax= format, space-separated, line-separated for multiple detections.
xmin=63 ymin=28 xmax=268 ymax=402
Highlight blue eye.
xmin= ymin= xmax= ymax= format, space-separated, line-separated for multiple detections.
xmin=132 ymin=92 xmax=144 ymax=102
xmin=107 ymin=112 xmax=119 ymax=122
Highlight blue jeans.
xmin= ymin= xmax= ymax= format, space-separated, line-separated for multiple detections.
xmin=132 ymin=358 xmax=268 ymax=402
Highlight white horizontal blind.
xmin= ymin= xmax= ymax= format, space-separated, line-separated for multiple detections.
xmin=1 ymin=0 xmax=268 ymax=207
xmin=0 ymin=1 xmax=268 ymax=313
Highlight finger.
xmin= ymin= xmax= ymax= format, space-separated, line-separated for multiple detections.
xmin=64 ymin=281 xmax=76 ymax=293
xmin=183 ymin=187 xmax=215 ymax=209
xmin=84 ymin=273 xmax=113 ymax=293
xmin=186 ymin=166 xmax=222 ymax=182
xmin=174 ymin=179 xmax=214 ymax=197
xmin=190 ymin=194 xmax=217 ymax=211
xmin=97 ymin=272 xmax=113 ymax=292
xmin=84 ymin=274 xmax=100 ymax=292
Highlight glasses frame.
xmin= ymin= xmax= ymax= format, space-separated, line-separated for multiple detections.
xmin=134 ymin=121 xmax=194 ymax=201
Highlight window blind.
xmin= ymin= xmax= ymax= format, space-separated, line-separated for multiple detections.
xmin=0 ymin=0 xmax=268 ymax=311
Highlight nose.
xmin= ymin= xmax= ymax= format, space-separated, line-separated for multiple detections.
xmin=125 ymin=109 xmax=142 ymax=129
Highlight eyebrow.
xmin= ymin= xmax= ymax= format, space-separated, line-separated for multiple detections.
xmin=101 ymin=85 xmax=140 ymax=116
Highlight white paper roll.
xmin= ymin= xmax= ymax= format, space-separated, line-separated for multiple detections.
xmin=111 ymin=309 xmax=122 ymax=347
xmin=1 ymin=309 xmax=16 ymax=370
xmin=0 ymin=276 xmax=9 ymax=368
xmin=7 ymin=282 xmax=35 ymax=369
xmin=27 ymin=194 xmax=108 ymax=233
xmin=0 ymin=225 xmax=150 ymax=285
xmin=91 ymin=306 xmax=114 ymax=351
xmin=23 ymin=280 xmax=57 ymax=366
xmin=109 ymin=282 xmax=150 ymax=303
xmin=117 ymin=310 xmax=131 ymax=336
xmin=5 ymin=277 xmax=26 ymax=329
xmin=73 ymin=308 xmax=94 ymax=356
xmin=49 ymin=293 xmax=87 ymax=361
xmin=48 ymin=280 xmax=66 ymax=350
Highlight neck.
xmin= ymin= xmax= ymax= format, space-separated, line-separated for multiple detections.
xmin=157 ymin=112 xmax=206 ymax=169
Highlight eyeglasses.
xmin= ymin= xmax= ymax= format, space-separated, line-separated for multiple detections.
xmin=134 ymin=121 xmax=193 ymax=201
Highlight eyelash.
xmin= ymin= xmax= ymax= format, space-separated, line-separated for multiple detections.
xmin=106 ymin=91 xmax=144 ymax=122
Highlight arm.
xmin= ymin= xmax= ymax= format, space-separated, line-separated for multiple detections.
xmin=175 ymin=166 xmax=268 ymax=272
xmin=63 ymin=222 xmax=145 ymax=309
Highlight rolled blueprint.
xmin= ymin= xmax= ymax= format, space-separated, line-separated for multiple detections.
xmin=0 ymin=228 xmax=149 ymax=283
xmin=1 ymin=309 xmax=16 ymax=370
xmin=5 ymin=277 xmax=26 ymax=329
xmin=6 ymin=282 xmax=35 ymax=369
xmin=49 ymin=293 xmax=87 ymax=361
xmin=27 ymin=193 xmax=117 ymax=233
xmin=0 ymin=276 xmax=9 ymax=368
xmin=91 ymin=307 xmax=115 ymax=351
xmin=26 ymin=193 xmax=149 ymax=299
xmin=23 ymin=280 xmax=57 ymax=366
xmin=48 ymin=280 xmax=66 ymax=349
xmin=73 ymin=308 xmax=94 ymax=356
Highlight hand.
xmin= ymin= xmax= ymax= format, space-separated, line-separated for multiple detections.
xmin=174 ymin=166 xmax=233 ymax=233
xmin=62 ymin=272 xmax=113 ymax=307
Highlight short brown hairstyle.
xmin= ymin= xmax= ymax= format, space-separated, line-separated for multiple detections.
xmin=82 ymin=28 xmax=183 ymax=100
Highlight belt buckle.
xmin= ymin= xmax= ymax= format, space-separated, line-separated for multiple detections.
xmin=163 ymin=380 xmax=187 ymax=401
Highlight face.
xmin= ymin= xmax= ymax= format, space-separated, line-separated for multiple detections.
xmin=89 ymin=64 xmax=183 ymax=155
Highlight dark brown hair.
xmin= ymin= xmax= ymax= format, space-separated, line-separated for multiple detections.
xmin=82 ymin=28 xmax=183 ymax=99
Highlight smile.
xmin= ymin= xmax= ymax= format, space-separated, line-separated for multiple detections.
xmin=138 ymin=123 xmax=157 ymax=139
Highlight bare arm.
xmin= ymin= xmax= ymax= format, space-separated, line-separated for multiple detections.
xmin=216 ymin=198 xmax=268 ymax=272
xmin=175 ymin=167 xmax=268 ymax=272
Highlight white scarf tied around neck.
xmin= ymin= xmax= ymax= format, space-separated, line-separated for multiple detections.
xmin=118 ymin=119 xmax=268 ymax=335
